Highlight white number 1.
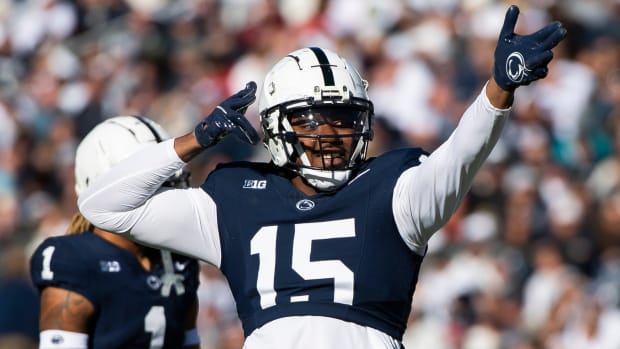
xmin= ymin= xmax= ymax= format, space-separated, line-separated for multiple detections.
xmin=250 ymin=218 xmax=355 ymax=309
xmin=144 ymin=306 xmax=166 ymax=349
xmin=41 ymin=246 xmax=56 ymax=280
xmin=250 ymin=226 xmax=278 ymax=309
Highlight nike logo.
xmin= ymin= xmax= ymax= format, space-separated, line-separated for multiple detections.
xmin=348 ymin=169 xmax=371 ymax=185
xmin=174 ymin=261 xmax=190 ymax=271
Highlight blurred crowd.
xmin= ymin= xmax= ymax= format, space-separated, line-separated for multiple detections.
xmin=0 ymin=0 xmax=619 ymax=348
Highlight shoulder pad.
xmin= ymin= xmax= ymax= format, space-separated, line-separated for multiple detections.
xmin=30 ymin=236 xmax=96 ymax=301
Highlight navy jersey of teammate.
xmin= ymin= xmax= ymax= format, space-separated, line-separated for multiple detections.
xmin=30 ymin=232 xmax=199 ymax=349
xmin=79 ymin=7 xmax=566 ymax=349
xmin=31 ymin=116 xmax=201 ymax=349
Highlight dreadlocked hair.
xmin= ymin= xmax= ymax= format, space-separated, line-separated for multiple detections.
xmin=65 ymin=212 xmax=94 ymax=235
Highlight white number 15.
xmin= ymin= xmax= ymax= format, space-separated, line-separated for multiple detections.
xmin=250 ymin=218 xmax=355 ymax=309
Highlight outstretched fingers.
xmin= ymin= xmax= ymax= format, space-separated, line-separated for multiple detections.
xmin=538 ymin=24 xmax=568 ymax=49
xmin=526 ymin=51 xmax=554 ymax=70
xmin=235 ymin=97 xmax=256 ymax=115
xmin=230 ymin=113 xmax=260 ymax=145
xmin=240 ymin=81 xmax=258 ymax=98
xmin=232 ymin=81 xmax=257 ymax=99
xmin=228 ymin=81 xmax=258 ymax=113
xmin=500 ymin=5 xmax=520 ymax=39
xmin=529 ymin=21 xmax=561 ymax=40
xmin=493 ymin=4 xmax=566 ymax=90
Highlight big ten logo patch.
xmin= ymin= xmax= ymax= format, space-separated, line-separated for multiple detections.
xmin=243 ymin=179 xmax=267 ymax=189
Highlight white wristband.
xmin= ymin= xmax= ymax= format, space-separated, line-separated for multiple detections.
xmin=183 ymin=328 xmax=201 ymax=346
xmin=40 ymin=330 xmax=88 ymax=349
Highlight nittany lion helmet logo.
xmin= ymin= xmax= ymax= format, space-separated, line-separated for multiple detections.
xmin=506 ymin=52 xmax=530 ymax=83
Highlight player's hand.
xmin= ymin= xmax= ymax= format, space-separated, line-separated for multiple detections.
xmin=493 ymin=5 xmax=567 ymax=91
xmin=194 ymin=82 xmax=260 ymax=148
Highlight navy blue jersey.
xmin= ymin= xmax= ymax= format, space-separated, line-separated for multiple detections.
xmin=202 ymin=148 xmax=426 ymax=340
xmin=30 ymin=231 xmax=199 ymax=349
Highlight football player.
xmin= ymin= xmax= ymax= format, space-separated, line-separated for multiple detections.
xmin=30 ymin=116 xmax=201 ymax=349
xmin=78 ymin=6 xmax=566 ymax=349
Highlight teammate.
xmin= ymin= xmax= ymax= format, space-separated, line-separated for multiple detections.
xmin=30 ymin=116 xmax=201 ymax=349
xmin=78 ymin=6 xmax=566 ymax=349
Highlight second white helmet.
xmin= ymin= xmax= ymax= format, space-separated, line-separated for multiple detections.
xmin=74 ymin=115 xmax=188 ymax=196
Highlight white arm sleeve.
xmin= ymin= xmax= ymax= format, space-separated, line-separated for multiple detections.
xmin=393 ymin=84 xmax=510 ymax=255
xmin=78 ymin=139 xmax=222 ymax=266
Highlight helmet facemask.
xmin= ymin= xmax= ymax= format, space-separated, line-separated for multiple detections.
xmin=259 ymin=47 xmax=374 ymax=192
xmin=261 ymin=86 xmax=373 ymax=191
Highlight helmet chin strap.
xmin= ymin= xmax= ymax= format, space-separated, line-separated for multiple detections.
xmin=300 ymin=167 xmax=351 ymax=191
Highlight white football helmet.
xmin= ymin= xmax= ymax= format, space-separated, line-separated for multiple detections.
xmin=258 ymin=47 xmax=373 ymax=191
xmin=75 ymin=115 xmax=189 ymax=196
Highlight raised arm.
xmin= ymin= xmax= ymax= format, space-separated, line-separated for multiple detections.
xmin=393 ymin=5 xmax=567 ymax=254
xmin=176 ymin=81 xmax=260 ymax=162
